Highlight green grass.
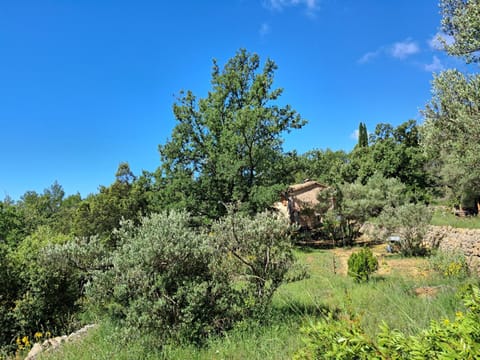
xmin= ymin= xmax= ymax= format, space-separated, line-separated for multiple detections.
xmin=37 ymin=316 xmax=303 ymax=360
xmin=431 ymin=209 xmax=480 ymax=229
xmin=39 ymin=248 xmax=477 ymax=360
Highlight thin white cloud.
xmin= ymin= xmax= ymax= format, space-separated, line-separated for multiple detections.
xmin=424 ymin=56 xmax=444 ymax=72
xmin=358 ymin=50 xmax=381 ymax=64
xmin=350 ymin=129 xmax=359 ymax=140
xmin=359 ymin=39 xmax=420 ymax=64
xmin=428 ymin=32 xmax=455 ymax=50
xmin=264 ymin=0 xmax=319 ymax=13
xmin=259 ymin=22 xmax=271 ymax=37
xmin=390 ymin=40 xmax=420 ymax=59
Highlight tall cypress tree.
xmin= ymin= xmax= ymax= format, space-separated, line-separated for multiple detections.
xmin=358 ymin=122 xmax=368 ymax=147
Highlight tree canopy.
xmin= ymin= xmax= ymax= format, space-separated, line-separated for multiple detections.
xmin=422 ymin=0 xmax=480 ymax=208
xmin=159 ymin=49 xmax=306 ymax=219
xmin=440 ymin=0 xmax=480 ymax=63
xmin=422 ymin=70 xmax=480 ymax=207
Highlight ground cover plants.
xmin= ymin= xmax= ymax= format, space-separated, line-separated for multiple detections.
xmin=36 ymin=244 xmax=478 ymax=360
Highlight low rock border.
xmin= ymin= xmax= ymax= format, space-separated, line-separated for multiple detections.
xmin=25 ymin=324 xmax=96 ymax=360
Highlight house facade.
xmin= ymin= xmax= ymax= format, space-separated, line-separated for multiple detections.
xmin=273 ymin=180 xmax=330 ymax=229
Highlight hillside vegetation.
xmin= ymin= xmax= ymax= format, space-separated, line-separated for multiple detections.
xmin=37 ymin=246 xmax=478 ymax=359
xmin=1 ymin=0 xmax=480 ymax=358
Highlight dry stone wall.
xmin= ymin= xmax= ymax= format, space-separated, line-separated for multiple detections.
xmin=425 ymin=226 xmax=480 ymax=275
xmin=25 ymin=324 xmax=96 ymax=360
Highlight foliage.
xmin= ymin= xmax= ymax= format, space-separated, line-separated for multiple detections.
xmin=429 ymin=249 xmax=470 ymax=278
xmin=158 ymin=49 xmax=306 ymax=219
xmin=8 ymin=227 xmax=82 ymax=339
xmin=0 ymin=226 xmax=83 ymax=354
xmin=211 ymin=209 xmax=301 ymax=313
xmin=376 ymin=204 xmax=432 ymax=256
xmin=298 ymin=149 xmax=349 ymax=185
xmin=295 ymin=285 xmax=480 ymax=359
xmin=85 ymin=211 xmax=236 ymax=343
xmin=347 ymin=247 xmax=378 ymax=282
xmin=346 ymin=120 xmax=434 ymax=202
xmin=440 ymin=0 xmax=480 ymax=63
xmin=0 ymin=200 xmax=26 ymax=246
xmin=422 ymin=70 xmax=480 ymax=209
xmin=0 ymin=243 xmax=17 ymax=353
xmin=317 ymin=174 xmax=407 ymax=246
xmin=73 ymin=163 xmax=150 ymax=241
xmin=85 ymin=209 xmax=300 ymax=344
xmin=293 ymin=313 xmax=376 ymax=360
xmin=357 ymin=122 xmax=368 ymax=148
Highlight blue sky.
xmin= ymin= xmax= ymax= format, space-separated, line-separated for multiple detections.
xmin=0 ymin=0 xmax=461 ymax=200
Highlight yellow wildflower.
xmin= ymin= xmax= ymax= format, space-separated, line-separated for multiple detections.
xmin=22 ymin=336 xmax=30 ymax=347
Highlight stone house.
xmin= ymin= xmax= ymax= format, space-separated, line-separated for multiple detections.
xmin=273 ymin=180 xmax=331 ymax=229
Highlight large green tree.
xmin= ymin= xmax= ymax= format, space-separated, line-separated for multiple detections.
xmin=159 ymin=49 xmax=306 ymax=219
xmin=440 ymin=0 xmax=480 ymax=63
xmin=344 ymin=120 xmax=432 ymax=201
xmin=298 ymin=149 xmax=349 ymax=185
xmin=422 ymin=70 xmax=480 ymax=208
xmin=73 ymin=162 xmax=150 ymax=241
xmin=422 ymin=0 xmax=480 ymax=208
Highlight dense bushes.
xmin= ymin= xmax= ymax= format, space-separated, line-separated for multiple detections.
xmin=0 ymin=207 xmax=300 ymax=353
xmin=376 ymin=203 xmax=432 ymax=256
xmin=87 ymin=211 xmax=236 ymax=342
xmin=316 ymin=174 xmax=407 ymax=246
xmin=294 ymin=285 xmax=480 ymax=359
xmin=0 ymin=243 xmax=17 ymax=353
xmin=212 ymin=211 xmax=300 ymax=312
xmin=0 ymin=226 xmax=83 ymax=354
xmin=85 ymin=210 xmax=299 ymax=344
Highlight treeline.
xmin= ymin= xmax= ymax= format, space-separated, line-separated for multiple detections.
xmin=0 ymin=116 xmax=433 ymax=246
xmin=1 ymin=0 xmax=479 ymax=354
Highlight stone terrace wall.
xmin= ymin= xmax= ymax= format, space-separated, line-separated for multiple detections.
xmin=425 ymin=226 xmax=480 ymax=275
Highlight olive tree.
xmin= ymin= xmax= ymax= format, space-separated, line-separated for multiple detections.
xmin=440 ymin=0 xmax=480 ymax=64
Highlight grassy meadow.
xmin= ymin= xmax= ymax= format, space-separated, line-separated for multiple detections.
xmin=36 ymin=244 xmax=476 ymax=360
xmin=431 ymin=208 xmax=480 ymax=229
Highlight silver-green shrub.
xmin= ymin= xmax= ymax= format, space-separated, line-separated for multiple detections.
xmin=85 ymin=210 xmax=300 ymax=344
xmin=211 ymin=211 xmax=300 ymax=314
xmin=376 ymin=204 xmax=432 ymax=256
xmin=86 ymin=211 xmax=237 ymax=343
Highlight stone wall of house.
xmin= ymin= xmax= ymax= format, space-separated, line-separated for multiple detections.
xmin=425 ymin=226 xmax=480 ymax=275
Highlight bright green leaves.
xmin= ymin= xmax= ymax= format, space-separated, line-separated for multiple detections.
xmin=347 ymin=247 xmax=378 ymax=282
xmin=159 ymin=49 xmax=306 ymax=219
